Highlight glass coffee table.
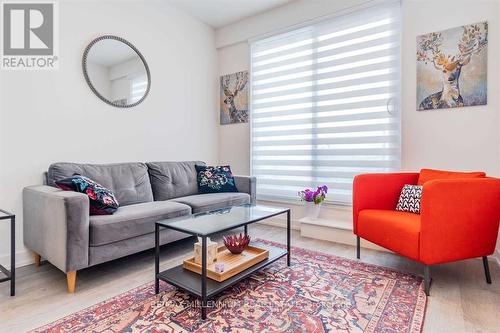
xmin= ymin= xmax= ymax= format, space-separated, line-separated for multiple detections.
xmin=154 ymin=204 xmax=291 ymax=320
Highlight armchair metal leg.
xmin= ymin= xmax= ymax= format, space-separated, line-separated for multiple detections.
xmin=482 ymin=256 xmax=492 ymax=284
xmin=356 ymin=236 xmax=360 ymax=259
xmin=424 ymin=265 xmax=430 ymax=296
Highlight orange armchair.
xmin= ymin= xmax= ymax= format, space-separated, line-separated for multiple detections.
xmin=353 ymin=170 xmax=500 ymax=295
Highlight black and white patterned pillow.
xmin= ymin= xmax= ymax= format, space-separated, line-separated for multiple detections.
xmin=396 ymin=184 xmax=423 ymax=214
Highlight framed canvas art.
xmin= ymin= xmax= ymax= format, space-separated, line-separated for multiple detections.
xmin=220 ymin=71 xmax=249 ymax=124
xmin=416 ymin=22 xmax=488 ymax=110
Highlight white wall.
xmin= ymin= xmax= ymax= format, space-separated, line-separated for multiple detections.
xmin=86 ymin=62 xmax=111 ymax=100
xmin=216 ymin=0 xmax=500 ymax=258
xmin=217 ymin=0 xmax=500 ymax=176
xmin=0 ymin=0 xmax=218 ymax=268
xmin=401 ymin=0 xmax=500 ymax=175
xmin=109 ymin=57 xmax=145 ymax=102
xmin=215 ymin=0 xmax=370 ymax=49
xmin=401 ymin=0 xmax=500 ymax=264
xmin=218 ymin=42 xmax=251 ymax=175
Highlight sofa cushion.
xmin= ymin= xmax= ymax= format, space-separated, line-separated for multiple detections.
xmin=357 ymin=209 xmax=421 ymax=261
xmin=89 ymin=201 xmax=191 ymax=246
xmin=195 ymin=165 xmax=238 ymax=193
xmin=48 ymin=162 xmax=154 ymax=206
xmin=170 ymin=192 xmax=250 ymax=213
xmin=55 ymin=175 xmax=119 ymax=215
xmin=417 ymin=168 xmax=485 ymax=185
xmin=147 ymin=161 xmax=205 ymax=200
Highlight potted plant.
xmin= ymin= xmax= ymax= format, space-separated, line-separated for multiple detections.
xmin=298 ymin=185 xmax=328 ymax=219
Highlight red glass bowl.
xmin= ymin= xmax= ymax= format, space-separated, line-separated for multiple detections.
xmin=223 ymin=233 xmax=250 ymax=254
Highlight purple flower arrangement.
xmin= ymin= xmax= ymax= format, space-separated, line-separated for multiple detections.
xmin=298 ymin=185 xmax=328 ymax=204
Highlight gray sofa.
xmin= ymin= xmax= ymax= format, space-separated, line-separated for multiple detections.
xmin=23 ymin=161 xmax=256 ymax=292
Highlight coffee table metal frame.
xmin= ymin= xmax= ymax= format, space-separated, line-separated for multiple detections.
xmin=0 ymin=209 xmax=15 ymax=296
xmin=154 ymin=205 xmax=291 ymax=320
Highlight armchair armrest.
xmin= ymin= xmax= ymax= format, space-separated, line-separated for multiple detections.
xmin=420 ymin=178 xmax=500 ymax=264
xmin=353 ymin=172 xmax=419 ymax=233
xmin=23 ymin=185 xmax=90 ymax=272
xmin=234 ymin=175 xmax=257 ymax=204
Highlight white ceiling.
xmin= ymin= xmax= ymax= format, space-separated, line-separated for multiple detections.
xmin=165 ymin=0 xmax=295 ymax=28
xmin=88 ymin=39 xmax=138 ymax=67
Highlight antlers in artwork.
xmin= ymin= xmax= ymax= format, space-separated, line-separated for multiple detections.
xmin=417 ymin=22 xmax=488 ymax=70
xmin=456 ymin=23 xmax=488 ymax=65
xmin=221 ymin=72 xmax=248 ymax=97
xmin=234 ymin=71 xmax=248 ymax=94
xmin=220 ymin=75 xmax=230 ymax=96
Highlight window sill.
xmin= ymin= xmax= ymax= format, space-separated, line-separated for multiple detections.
xmin=257 ymin=198 xmax=352 ymax=210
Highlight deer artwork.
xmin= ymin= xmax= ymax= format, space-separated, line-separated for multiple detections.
xmin=417 ymin=22 xmax=488 ymax=110
xmin=221 ymin=71 xmax=249 ymax=123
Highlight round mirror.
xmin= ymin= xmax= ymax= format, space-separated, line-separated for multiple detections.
xmin=82 ymin=35 xmax=151 ymax=108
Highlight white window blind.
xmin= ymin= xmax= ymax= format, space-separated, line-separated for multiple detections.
xmin=130 ymin=74 xmax=148 ymax=103
xmin=250 ymin=2 xmax=401 ymax=205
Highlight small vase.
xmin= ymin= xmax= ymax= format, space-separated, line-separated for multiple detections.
xmin=304 ymin=202 xmax=321 ymax=219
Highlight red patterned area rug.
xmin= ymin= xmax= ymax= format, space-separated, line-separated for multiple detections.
xmin=31 ymin=240 xmax=427 ymax=333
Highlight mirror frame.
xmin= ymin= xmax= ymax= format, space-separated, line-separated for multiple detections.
xmin=82 ymin=35 xmax=151 ymax=108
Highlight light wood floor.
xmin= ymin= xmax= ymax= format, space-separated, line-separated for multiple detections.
xmin=1 ymin=224 xmax=499 ymax=333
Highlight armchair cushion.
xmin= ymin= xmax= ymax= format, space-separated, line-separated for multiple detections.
xmin=357 ymin=210 xmax=421 ymax=260
xmin=417 ymin=168 xmax=485 ymax=185
xmin=352 ymin=172 xmax=419 ymax=233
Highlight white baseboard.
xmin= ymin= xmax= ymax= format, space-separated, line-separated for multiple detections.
xmin=299 ymin=217 xmax=389 ymax=252
xmin=494 ymin=249 xmax=500 ymax=268
xmin=5 ymin=222 xmax=497 ymax=271
xmin=256 ymin=215 xmax=300 ymax=231
xmin=0 ymin=249 xmax=33 ymax=269
xmin=257 ymin=212 xmax=388 ymax=252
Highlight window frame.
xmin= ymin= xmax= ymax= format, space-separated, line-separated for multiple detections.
xmin=249 ymin=1 xmax=402 ymax=206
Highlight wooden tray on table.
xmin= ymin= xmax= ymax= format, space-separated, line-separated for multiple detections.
xmin=183 ymin=245 xmax=269 ymax=282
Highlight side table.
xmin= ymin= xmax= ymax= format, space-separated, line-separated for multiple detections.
xmin=0 ymin=209 xmax=15 ymax=296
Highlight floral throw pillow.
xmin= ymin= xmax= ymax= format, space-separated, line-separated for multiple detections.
xmin=195 ymin=165 xmax=238 ymax=194
xmin=55 ymin=175 xmax=119 ymax=215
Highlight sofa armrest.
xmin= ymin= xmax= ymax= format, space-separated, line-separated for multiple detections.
xmin=23 ymin=185 xmax=90 ymax=272
xmin=420 ymin=178 xmax=500 ymax=264
xmin=353 ymin=172 xmax=419 ymax=233
xmin=234 ymin=175 xmax=257 ymax=204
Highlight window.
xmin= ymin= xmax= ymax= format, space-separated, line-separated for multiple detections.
xmin=250 ymin=2 xmax=401 ymax=205
xmin=130 ymin=74 xmax=148 ymax=103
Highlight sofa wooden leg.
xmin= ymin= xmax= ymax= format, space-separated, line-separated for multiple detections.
xmin=424 ymin=265 xmax=430 ymax=296
xmin=483 ymin=256 xmax=492 ymax=284
xmin=67 ymin=271 xmax=77 ymax=293
xmin=356 ymin=236 xmax=360 ymax=259
xmin=33 ymin=252 xmax=41 ymax=267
